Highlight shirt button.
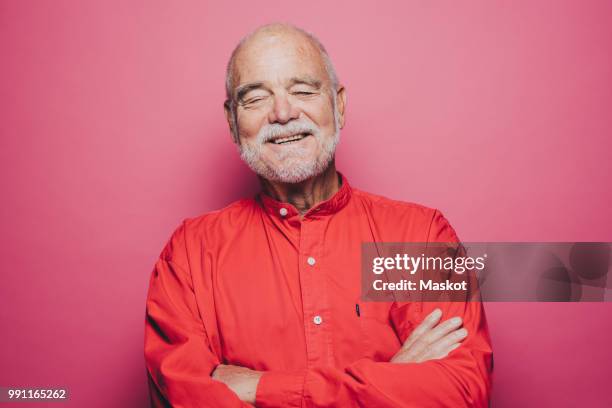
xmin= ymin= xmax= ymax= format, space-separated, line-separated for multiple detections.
xmin=313 ymin=315 xmax=323 ymax=325
xmin=307 ymin=256 xmax=316 ymax=266
xmin=279 ymin=208 xmax=288 ymax=217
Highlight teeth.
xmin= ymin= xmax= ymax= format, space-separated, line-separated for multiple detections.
xmin=273 ymin=133 xmax=307 ymax=144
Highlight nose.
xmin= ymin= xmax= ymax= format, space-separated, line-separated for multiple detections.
xmin=268 ymin=92 xmax=300 ymax=124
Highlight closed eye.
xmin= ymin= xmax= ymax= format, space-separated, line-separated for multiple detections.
xmin=241 ymin=97 xmax=267 ymax=106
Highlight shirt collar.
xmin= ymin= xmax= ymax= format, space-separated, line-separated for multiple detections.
xmin=256 ymin=171 xmax=353 ymax=220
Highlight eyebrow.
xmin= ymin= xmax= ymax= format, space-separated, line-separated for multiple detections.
xmin=235 ymin=76 xmax=323 ymax=101
xmin=236 ymin=82 xmax=264 ymax=102
xmin=288 ymin=76 xmax=322 ymax=89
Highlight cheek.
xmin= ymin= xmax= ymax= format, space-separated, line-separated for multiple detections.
xmin=308 ymin=100 xmax=336 ymax=129
xmin=237 ymin=112 xmax=265 ymax=138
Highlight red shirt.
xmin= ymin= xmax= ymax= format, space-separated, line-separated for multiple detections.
xmin=144 ymin=172 xmax=493 ymax=407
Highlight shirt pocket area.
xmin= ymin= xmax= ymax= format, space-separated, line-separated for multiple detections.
xmin=357 ymin=302 xmax=403 ymax=362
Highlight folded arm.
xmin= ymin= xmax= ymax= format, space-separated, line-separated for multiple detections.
xmin=249 ymin=209 xmax=493 ymax=407
xmin=251 ymin=299 xmax=492 ymax=407
xmin=145 ymin=249 xmax=253 ymax=407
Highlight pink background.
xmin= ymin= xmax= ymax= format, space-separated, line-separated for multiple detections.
xmin=1 ymin=1 xmax=611 ymax=406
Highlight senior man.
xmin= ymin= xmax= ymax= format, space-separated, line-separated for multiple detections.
xmin=144 ymin=23 xmax=493 ymax=407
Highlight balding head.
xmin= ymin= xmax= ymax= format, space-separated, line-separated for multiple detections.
xmin=225 ymin=23 xmax=338 ymax=108
xmin=222 ymin=23 xmax=346 ymax=184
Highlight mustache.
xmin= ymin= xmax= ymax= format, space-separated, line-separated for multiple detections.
xmin=257 ymin=120 xmax=320 ymax=143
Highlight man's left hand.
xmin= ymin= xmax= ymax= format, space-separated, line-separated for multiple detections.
xmin=212 ymin=364 xmax=263 ymax=404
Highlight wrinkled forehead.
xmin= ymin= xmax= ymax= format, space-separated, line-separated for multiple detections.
xmin=232 ymin=31 xmax=330 ymax=91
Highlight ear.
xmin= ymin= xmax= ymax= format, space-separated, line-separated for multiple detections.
xmin=223 ymin=100 xmax=238 ymax=143
xmin=335 ymin=85 xmax=347 ymax=129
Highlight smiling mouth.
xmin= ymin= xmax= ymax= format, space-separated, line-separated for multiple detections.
xmin=268 ymin=133 xmax=311 ymax=145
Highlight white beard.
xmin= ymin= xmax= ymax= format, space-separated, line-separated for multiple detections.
xmin=237 ymin=104 xmax=341 ymax=183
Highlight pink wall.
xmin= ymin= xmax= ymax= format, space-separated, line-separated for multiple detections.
xmin=1 ymin=1 xmax=611 ymax=406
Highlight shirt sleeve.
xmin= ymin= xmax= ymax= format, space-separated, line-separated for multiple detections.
xmin=255 ymin=210 xmax=493 ymax=408
xmin=144 ymin=220 xmax=251 ymax=408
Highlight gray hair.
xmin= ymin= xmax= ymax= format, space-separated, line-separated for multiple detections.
xmin=224 ymin=23 xmax=339 ymax=141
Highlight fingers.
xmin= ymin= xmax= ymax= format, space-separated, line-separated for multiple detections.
xmin=393 ymin=328 xmax=467 ymax=363
xmin=392 ymin=310 xmax=469 ymax=364
xmin=413 ymin=329 xmax=467 ymax=363
xmin=403 ymin=316 xmax=463 ymax=359
xmin=401 ymin=308 xmax=442 ymax=350
xmin=434 ymin=328 xmax=468 ymax=352
xmin=420 ymin=316 xmax=463 ymax=346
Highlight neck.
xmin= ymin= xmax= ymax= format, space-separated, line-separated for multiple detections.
xmin=259 ymin=163 xmax=340 ymax=215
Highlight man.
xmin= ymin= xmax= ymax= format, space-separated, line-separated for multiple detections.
xmin=144 ymin=23 xmax=493 ymax=407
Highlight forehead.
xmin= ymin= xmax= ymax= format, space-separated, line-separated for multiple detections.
xmin=232 ymin=31 xmax=328 ymax=88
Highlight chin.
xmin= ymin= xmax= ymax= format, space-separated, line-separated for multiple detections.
xmin=240 ymin=141 xmax=335 ymax=184
xmin=264 ymin=158 xmax=325 ymax=184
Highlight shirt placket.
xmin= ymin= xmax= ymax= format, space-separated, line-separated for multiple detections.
xmin=298 ymin=215 xmax=331 ymax=368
